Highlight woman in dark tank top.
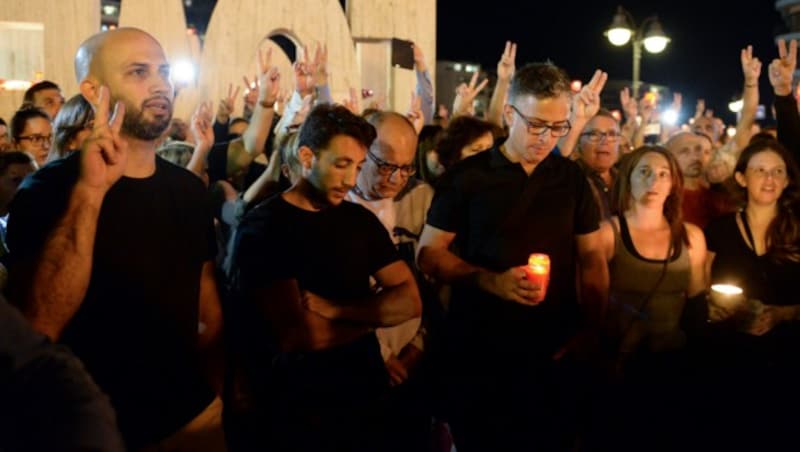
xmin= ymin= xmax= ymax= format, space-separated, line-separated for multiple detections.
xmin=587 ymin=146 xmax=708 ymax=451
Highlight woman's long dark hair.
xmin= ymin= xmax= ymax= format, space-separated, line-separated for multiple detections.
xmin=734 ymin=139 xmax=800 ymax=262
xmin=612 ymin=145 xmax=688 ymax=251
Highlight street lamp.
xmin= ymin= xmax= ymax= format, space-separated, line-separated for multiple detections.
xmin=605 ymin=5 xmax=670 ymax=98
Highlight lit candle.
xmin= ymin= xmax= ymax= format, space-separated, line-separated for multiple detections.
xmin=524 ymin=253 xmax=550 ymax=304
xmin=710 ymin=283 xmax=744 ymax=309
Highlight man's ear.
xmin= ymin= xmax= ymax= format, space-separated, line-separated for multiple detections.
xmin=79 ymin=78 xmax=100 ymax=106
xmin=502 ymin=104 xmax=514 ymax=128
xmin=298 ymin=145 xmax=314 ymax=170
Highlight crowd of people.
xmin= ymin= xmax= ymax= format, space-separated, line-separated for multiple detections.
xmin=1 ymin=26 xmax=800 ymax=452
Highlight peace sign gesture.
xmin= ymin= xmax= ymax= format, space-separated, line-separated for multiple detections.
xmin=453 ymin=72 xmax=489 ymax=117
xmin=217 ymin=83 xmax=240 ymax=124
xmin=256 ymin=48 xmax=280 ymax=107
xmin=572 ymin=69 xmax=608 ymax=123
xmin=769 ymin=39 xmax=797 ymax=96
xmin=497 ymin=41 xmax=517 ymax=82
xmin=80 ymin=85 xmax=127 ymax=194
xmin=740 ymin=45 xmax=762 ymax=86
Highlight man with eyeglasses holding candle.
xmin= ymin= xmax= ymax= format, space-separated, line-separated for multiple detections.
xmin=417 ymin=62 xmax=609 ymax=451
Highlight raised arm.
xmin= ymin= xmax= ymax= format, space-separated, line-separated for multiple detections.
xmin=486 ymin=41 xmax=516 ymax=127
xmin=770 ymin=39 xmax=800 ymax=157
xmin=452 ymin=72 xmax=488 ymax=119
xmin=11 ymin=86 xmax=127 ymax=341
xmin=213 ymin=83 xmax=239 ymax=143
xmin=187 ymin=101 xmax=215 ymax=181
xmin=619 ymin=87 xmax=639 ymax=144
xmin=558 ymin=69 xmax=608 ymax=158
xmin=303 ymin=260 xmax=422 ymax=327
xmin=241 ymin=48 xmax=280 ymax=159
xmin=734 ymin=45 xmax=761 ymax=149
xmin=412 ymin=42 xmax=435 ymax=124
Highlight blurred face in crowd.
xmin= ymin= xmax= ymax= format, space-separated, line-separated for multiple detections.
xmin=579 ymin=115 xmax=620 ymax=174
xmin=32 ymin=88 xmax=65 ymax=120
xmin=304 ymin=134 xmax=367 ymax=206
xmin=357 ymin=116 xmax=418 ymax=200
xmin=504 ymin=92 xmax=570 ymax=166
xmin=667 ymin=132 xmax=711 ymax=180
xmin=14 ymin=117 xmax=52 ymax=166
xmin=460 ymin=131 xmax=494 ymax=160
xmin=736 ymin=149 xmax=789 ymax=207
xmin=630 ymin=151 xmax=673 ymax=208
xmin=84 ymin=29 xmax=174 ymax=141
xmin=0 ymin=161 xmax=36 ymax=214
xmin=692 ymin=117 xmax=720 ymax=144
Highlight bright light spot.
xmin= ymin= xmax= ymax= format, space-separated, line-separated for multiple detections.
xmin=453 ymin=63 xmax=462 ymax=72
xmin=607 ymin=28 xmax=632 ymax=46
xmin=711 ymin=284 xmax=743 ymax=295
xmin=643 ymin=36 xmax=669 ymax=53
xmin=465 ymin=64 xmax=477 ymax=73
xmin=102 ymin=4 xmax=117 ymax=15
xmin=662 ymin=108 xmax=678 ymax=126
xmin=610 ymin=109 xmax=622 ymax=121
xmin=728 ymin=99 xmax=743 ymax=113
xmin=172 ymin=60 xmax=196 ymax=85
xmin=726 ymin=127 xmax=737 ymax=138
xmin=570 ymin=80 xmax=582 ymax=92
xmin=101 ymin=24 xmax=108 ymax=31
xmin=0 ymin=80 xmax=33 ymax=91
xmin=688 ymin=117 xmax=695 ymax=124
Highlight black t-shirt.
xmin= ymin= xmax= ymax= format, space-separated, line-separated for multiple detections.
xmin=6 ymin=153 xmax=217 ymax=448
xmin=234 ymin=195 xmax=399 ymax=300
xmin=427 ymin=146 xmax=600 ymax=357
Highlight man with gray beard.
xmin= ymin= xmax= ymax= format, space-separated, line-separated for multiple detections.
xmin=5 ymin=28 xmax=228 ymax=451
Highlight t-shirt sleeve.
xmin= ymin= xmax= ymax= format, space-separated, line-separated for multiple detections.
xmin=573 ymin=167 xmax=601 ymax=235
xmin=231 ymin=212 xmax=294 ymax=291
xmin=426 ymin=168 xmax=465 ymax=233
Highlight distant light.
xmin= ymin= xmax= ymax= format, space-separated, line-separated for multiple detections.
xmin=0 ymin=80 xmax=33 ymax=91
xmin=102 ymin=4 xmax=118 ymax=16
xmin=610 ymin=109 xmax=622 ymax=121
xmin=109 ymin=25 xmax=117 ymax=30
xmin=728 ymin=99 xmax=743 ymax=113
xmin=726 ymin=127 xmax=737 ymax=138
xmin=101 ymin=24 xmax=108 ymax=31
xmin=688 ymin=117 xmax=695 ymax=124
xmin=465 ymin=64 xmax=478 ymax=73
xmin=453 ymin=63 xmax=462 ymax=72
xmin=570 ymin=80 xmax=582 ymax=93
xmin=662 ymin=108 xmax=678 ymax=126
xmin=172 ymin=60 xmax=196 ymax=85
xmin=607 ymin=28 xmax=632 ymax=46
xmin=643 ymin=36 xmax=669 ymax=53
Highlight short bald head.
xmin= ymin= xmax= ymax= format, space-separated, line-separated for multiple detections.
xmin=357 ymin=111 xmax=419 ymax=199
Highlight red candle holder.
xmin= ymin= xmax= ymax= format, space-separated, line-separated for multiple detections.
xmin=523 ymin=253 xmax=550 ymax=304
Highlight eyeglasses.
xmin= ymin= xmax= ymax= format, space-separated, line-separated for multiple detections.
xmin=367 ymin=150 xmax=416 ymax=177
xmin=509 ymin=105 xmax=571 ymax=137
xmin=580 ymin=130 xmax=621 ymax=143
xmin=747 ymin=166 xmax=787 ymax=180
xmin=17 ymin=134 xmax=52 ymax=146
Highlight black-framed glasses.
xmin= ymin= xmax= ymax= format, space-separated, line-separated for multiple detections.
xmin=509 ymin=105 xmax=571 ymax=137
xmin=17 ymin=134 xmax=52 ymax=146
xmin=580 ymin=130 xmax=621 ymax=143
xmin=367 ymin=150 xmax=416 ymax=177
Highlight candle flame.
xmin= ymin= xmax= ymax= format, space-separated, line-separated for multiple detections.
xmin=711 ymin=284 xmax=743 ymax=295
xmin=527 ymin=253 xmax=550 ymax=275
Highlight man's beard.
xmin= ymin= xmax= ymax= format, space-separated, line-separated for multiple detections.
xmin=116 ymin=97 xmax=172 ymax=140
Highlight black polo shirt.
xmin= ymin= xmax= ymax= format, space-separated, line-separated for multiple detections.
xmin=427 ymin=146 xmax=600 ymax=358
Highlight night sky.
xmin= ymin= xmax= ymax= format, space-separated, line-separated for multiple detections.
xmin=185 ymin=0 xmax=786 ymax=125
xmin=435 ymin=0 xmax=786 ymax=124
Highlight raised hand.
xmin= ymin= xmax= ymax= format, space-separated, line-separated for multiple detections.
xmin=275 ymin=89 xmax=289 ymax=116
xmin=452 ymin=72 xmax=489 ymax=116
xmin=769 ymin=39 xmax=797 ymax=96
xmin=620 ymin=87 xmax=638 ymax=121
xmin=342 ymin=87 xmax=360 ymax=115
xmin=216 ymin=83 xmax=240 ymax=124
xmin=311 ymin=42 xmax=328 ymax=87
xmin=497 ymin=41 xmax=517 ymax=82
xmin=256 ymin=48 xmax=281 ymax=108
xmin=242 ymin=74 xmax=259 ymax=111
xmin=572 ymin=69 xmax=608 ymax=123
xmin=80 ymin=85 xmax=127 ymax=193
xmin=407 ymin=92 xmax=424 ymax=134
xmin=191 ymin=101 xmax=215 ymax=151
xmin=670 ymin=92 xmax=682 ymax=113
xmin=293 ymin=45 xmax=315 ymax=97
xmin=695 ymin=99 xmax=705 ymax=118
xmin=741 ymin=45 xmax=763 ymax=86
